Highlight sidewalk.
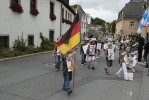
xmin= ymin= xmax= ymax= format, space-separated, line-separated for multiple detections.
xmin=0 ymin=51 xmax=52 ymax=61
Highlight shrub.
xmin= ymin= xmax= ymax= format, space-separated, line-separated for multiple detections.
xmin=40 ymin=32 xmax=51 ymax=51
xmin=0 ymin=49 xmax=14 ymax=58
xmin=25 ymin=46 xmax=38 ymax=54
xmin=13 ymin=35 xmax=26 ymax=52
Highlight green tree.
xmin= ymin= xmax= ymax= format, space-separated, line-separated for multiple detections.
xmin=91 ymin=17 xmax=107 ymax=32
xmin=108 ymin=20 xmax=116 ymax=34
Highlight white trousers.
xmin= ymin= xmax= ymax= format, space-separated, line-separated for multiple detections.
xmin=132 ymin=56 xmax=137 ymax=67
xmin=117 ymin=63 xmax=128 ymax=79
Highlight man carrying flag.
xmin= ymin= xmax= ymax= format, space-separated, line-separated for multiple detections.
xmin=57 ymin=13 xmax=80 ymax=95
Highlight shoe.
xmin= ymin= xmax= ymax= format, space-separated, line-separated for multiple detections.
xmin=91 ymin=67 xmax=95 ymax=70
xmin=127 ymin=64 xmax=133 ymax=69
xmin=55 ymin=69 xmax=59 ymax=71
xmin=67 ymin=89 xmax=73 ymax=95
xmin=107 ymin=72 xmax=111 ymax=75
xmin=82 ymin=64 xmax=84 ymax=66
xmin=116 ymin=73 xmax=121 ymax=77
xmin=124 ymin=78 xmax=130 ymax=81
xmin=137 ymin=62 xmax=146 ymax=66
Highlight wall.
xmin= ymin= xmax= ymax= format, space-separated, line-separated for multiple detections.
xmin=0 ymin=0 xmax=74 ymax=48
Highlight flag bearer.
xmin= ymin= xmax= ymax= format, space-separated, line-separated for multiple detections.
xmin=62 ymin=50 xmax=76 ymax=95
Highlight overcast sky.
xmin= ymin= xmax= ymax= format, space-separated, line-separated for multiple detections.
xmin=70 ymin=0 xmax=130 ymax=22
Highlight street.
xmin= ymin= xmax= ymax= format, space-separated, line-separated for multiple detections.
xmin=0 ymin=50 xmax=148 ymax=100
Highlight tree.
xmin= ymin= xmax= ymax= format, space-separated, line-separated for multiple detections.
xmin=91 ymin=17 xmax=107 ymax=32
xmin=108 ymin=20 xmax=116 ymax=34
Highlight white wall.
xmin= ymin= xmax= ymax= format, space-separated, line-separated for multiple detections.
xmin=0 ymin=0 xmax=75 ymax=48
xmin=81 ymin=14 xmax=87 ymax=38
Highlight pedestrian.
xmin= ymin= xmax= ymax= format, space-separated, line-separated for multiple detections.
xmin=86 ymin=39 xmax=97 ymax=70
xmin=104 ymin=43 xmax=114 ymax=75
xmin=130 ymin=43 xmax=138 ymax=72
xmin=53 ymin=42 xmax=61 ymax=71
xmin=80 ymin=39 xmax=86 ymax=66
xmin=116 ymin=44 xmax=130 ymax=81
xmin=138 ymin=35 xmax=145 ymax=62
xmin=118 ymin=43 xmax=125 ymax=64
xmin=62 ymin=50 xmax=77 ymax=95
xmin=144 ymin=33 xmax=149 ymax=69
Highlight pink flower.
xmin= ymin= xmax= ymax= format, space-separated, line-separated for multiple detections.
xmin=50 ymin=13 xmax=56 ymax=21
xmin=10 ymin=3 xmax=23 ymax=13
xmin=30 ymin=8 xmax=39 ymax=16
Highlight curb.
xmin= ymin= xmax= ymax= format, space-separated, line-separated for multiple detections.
xmin=0 ymin=51 xmax=53 ymax=62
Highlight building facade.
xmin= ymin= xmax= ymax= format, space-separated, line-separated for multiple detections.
xmin=0 ymin=0 xmax=75 ymax=49
xmin=72 ymin=5 xmax=88 ymax=39
xmin=115 ymin=0 xmax=149 ymax=39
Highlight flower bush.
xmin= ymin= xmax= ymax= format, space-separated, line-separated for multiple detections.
xmin=62 ymin=18 xmax=66 ymax=23
xmin=30 ymin=8 xmax=39 ymax=16
xmin=62 ymin=18 xmax=72 ymax=25
xmin=65 ymin=20 xmax=72 ymax=25
xmin=50 ymin=13 xmax=56 ymax=21
xmin=10 ymin=3 xmax=23 ymax=13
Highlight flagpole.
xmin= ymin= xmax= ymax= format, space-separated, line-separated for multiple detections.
xmin=73 ymin=47 xmax=77 ymax=89
xmin=72 ymin=7 xmax=79 ymax=89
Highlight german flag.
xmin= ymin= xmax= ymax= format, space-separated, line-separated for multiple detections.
xmin=56 ymin=13 xmax=80 ymax=55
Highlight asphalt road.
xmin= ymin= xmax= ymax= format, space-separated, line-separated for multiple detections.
xmin=0 ymin=50 xmax=145 ymax=100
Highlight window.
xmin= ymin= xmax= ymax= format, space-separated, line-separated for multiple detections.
xmin=30 ymin=0 xmax=36 ymax=9
xmin=83 ymin=15 xmax=85 ymax=20
xmin=0 ymin=36 xmax=9 ymax=49
xmin=28 ymin=35 xmax=34 ymax=46
xmin=70 ymin=14 xmax=72 ymax=21
xmin=81 ymin=23 xmax=83 ymax=28
xmin=10 ymin=0 xmax=19 ymax=4
xmin=130 ymin=22 xmax=135 ymax=28
xmin=68 ymin=13 xmax=70 ymax=20
xmin=49 ymin=30 xmax=54 ymax=42
xmin=50 ymin=2 xmax=54 ymax=14
xmin=65 ymin=11 xmax=67 ymax=19
xmin=62 ymin=8 xmax=64 ymax=18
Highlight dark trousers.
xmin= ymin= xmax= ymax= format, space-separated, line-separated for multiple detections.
xmin=144 ymin=50 xmax=149 ymax=68
xmin=63 ymin=71 xmax=71 ymax=92
xmin=81 ymin=53 xmax=86 ymax=64
xmin=55 ymin=55 xmax=61 ymax=69
xmin=138 ymin=48 xmax=143 ymax=62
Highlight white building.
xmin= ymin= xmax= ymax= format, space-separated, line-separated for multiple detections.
xmin=72 ymin=5 xmax=88 ymax=38
xmin=0 ymin=0 xmax=75 ymax=49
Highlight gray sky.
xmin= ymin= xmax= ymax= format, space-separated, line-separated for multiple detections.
xmin=70 ymin=0 xmax=130 ymax=22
